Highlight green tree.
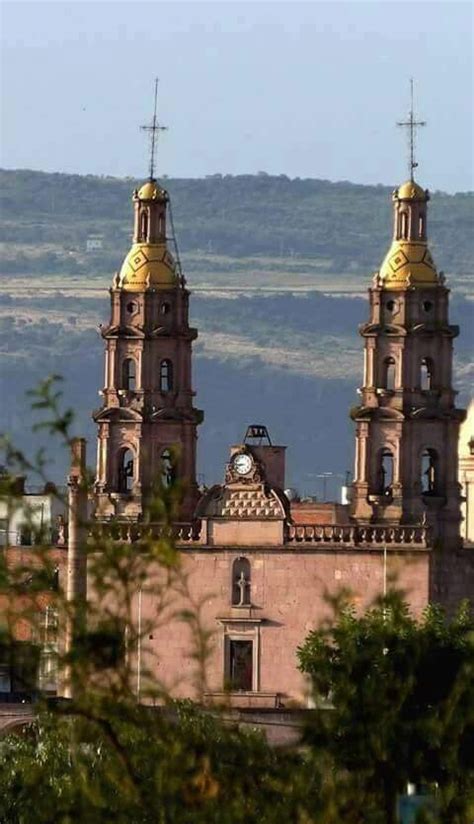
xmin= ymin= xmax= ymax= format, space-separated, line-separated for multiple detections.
xmin=297 ymin=592 xmax=474 ymax=824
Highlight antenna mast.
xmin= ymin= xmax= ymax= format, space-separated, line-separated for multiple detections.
xmin=140 ymin=78 xmax=168 ymax=180
xmin=397 ymin=78 xmax=426 ymax=181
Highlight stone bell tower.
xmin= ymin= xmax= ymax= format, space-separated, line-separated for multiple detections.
xmin=93 ymin=176 xmax=203 ymax=520
xmin=350 ymin=179 xmax=465 ymax=546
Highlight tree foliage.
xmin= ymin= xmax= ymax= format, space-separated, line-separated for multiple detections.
xmin=1 ymin=381 xmax=473 ymax=822
xmin=298 ymin=593 xmax=474 ymax=823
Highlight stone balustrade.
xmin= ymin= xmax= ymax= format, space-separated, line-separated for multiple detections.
xmin=90 ymin=521 xmax=203 ymax=545
xmin=285 ymin=523 xmax=430 ymax=548
xmin=83 ymin=519 xmax=430 ymax=549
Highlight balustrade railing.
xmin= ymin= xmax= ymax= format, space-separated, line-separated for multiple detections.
xmin=90 ymin=521 xmax=203 ymax=545
xmin=285 ymin=523 xmax=430 ymax=548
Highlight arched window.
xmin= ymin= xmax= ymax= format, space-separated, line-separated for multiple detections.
xmin=160 ymin=359 xmax=173 ymax=392
xmin=420 ymin=358 xmax=434 ymax=391
xmin=419 ymin=214 xmax=425 ymax=239
xmin=122 ymin=358 xmax=136 ymax=391
xmin=161 ymin=449 xmax=174 ymax=488
xmin=118 ymin=448 xmax=134 ymax=493
xmin=400 ymin=211 xmax=409 ymax=239
xmin=377 ymin=449 xmax=394 ymax=496
xmin=421 ymin=449 xmax=438 ymax=495
xmin=232 ymin=557 xmax=251 ymax=606
xmin=140 ymin=210 xmax=148 ymax=240
xmin=383 ymin=357 xmax=396 ymax=391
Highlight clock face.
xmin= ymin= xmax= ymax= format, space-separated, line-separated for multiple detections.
xmin=232 ymin=452 xmax=253 ymax=476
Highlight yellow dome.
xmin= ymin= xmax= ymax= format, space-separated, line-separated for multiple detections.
xmin=136 ymin=180 xmax=167 ymax=201
xmin=118 ymin=243 xmax=177 ymax=292
xmin=396 ymin=180 xmax=427 ymax=201
xmin=378 ymin=239 xmax=439 ymax=290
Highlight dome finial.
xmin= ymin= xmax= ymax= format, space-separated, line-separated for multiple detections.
xmin=140 ymin=77 xmax=168 ymax=180
xmin=397 ymin=78 xmax=426 ymax=182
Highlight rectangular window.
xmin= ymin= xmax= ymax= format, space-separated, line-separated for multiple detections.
xmin=229 ymin=640 xmax=253 ymax=691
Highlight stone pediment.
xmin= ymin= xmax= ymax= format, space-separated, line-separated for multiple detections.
xmin=100 ymin=324 xmax=144 ymax=339
xmin=151 ymin=407 xmax=203 ymax=424
xmin=359 ymin=322 xmax=406 ymax=337
xmin=93 ymin=406 xmax=142 ymax=423
xmin=197 ymin=483 xmax=287 ymax=520
xmin=410 ymin=323 xmax=459 ymax=339
xmin=351 ymin=405 xmax=404 ymax=422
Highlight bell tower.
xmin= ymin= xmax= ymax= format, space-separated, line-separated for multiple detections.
xmin=350 ymin=179 xmax=465 ymax=545
xmin=94 ymin=87 xmax=203 ymax=520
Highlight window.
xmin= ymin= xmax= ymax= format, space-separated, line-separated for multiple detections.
xmin=386 ymin=300 xmax=395 ymax=312
xmin=400 ymin=211 xmax=408 ymax=239
xmin=160 ymin=302 xmax=171 ymax=315
xmin=160 ymin=359 xmax=173 ymax=392
xmin=421 ymin=449 xmax=438 ymax=495
xmin=420 ymin=358 xmax=434 ymax=391
xmin=419 ymin=214 xmax=425 ymax=238
xmin=231 ymin=558 xmax=251 ymax=606
xmin=377 ymin=449 xmax=394 ymax=495
xmin=161 ymin=449 xmax=174 ymax=488
xmin=126 ymin=301 xmax=138 ymax=315
xmin=423 ymin=301 xmax=433 ymax=313
xmin=122 ymin=358 xmax=136 ymax=391
xmin=140 ymin=210 xmax=148 ymax=240
xmin=118 ymin=448 xmax=134 ymax=493
xmin=382 ymin=357 xmax=396 ymax=391
xmin=229 ymin=640 xmax=253 ymax=691
xmin=38 ymin=607 xmax=58 ymax=693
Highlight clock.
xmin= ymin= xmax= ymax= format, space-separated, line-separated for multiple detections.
xmin=232 ymin=452 xmax=254 ymax=476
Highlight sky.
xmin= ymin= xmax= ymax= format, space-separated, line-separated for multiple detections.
xmin=1 ymin=1 xmax=473 ymax=192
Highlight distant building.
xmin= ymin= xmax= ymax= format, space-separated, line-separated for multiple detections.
xmin=0 ymin=475 xmax=65 ymax=547
xmin=459 ymin=400 xmax=474 ymax=544
xmin=86 ymin=234 xmax=103 ymax=252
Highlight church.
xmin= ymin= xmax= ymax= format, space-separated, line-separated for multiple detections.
xmin=2 ymin=115 xmax=474 ymax=709
xmin=66 ymin=151 xmax=472 ymax=707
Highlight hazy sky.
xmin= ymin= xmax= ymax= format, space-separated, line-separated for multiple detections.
xmin=1 ymin=1 xmax=473 ymax=192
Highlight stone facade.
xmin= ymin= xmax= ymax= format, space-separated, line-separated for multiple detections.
xmin=82 ymin=175 xmax=472 ymax=707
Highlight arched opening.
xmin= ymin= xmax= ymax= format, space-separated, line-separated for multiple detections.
xmin=140 ymin=210 xmax=148 ymax=241
xmin=420 ymin=357 xmax=434 ymax=391
xmin=400 ymin=211 xmax=409 ymax=239
xmin=122 ymin=358 xmax=136 ymax=391
xmin=421 ymin=449 xmax=438 ymax=495
xmin=118 ymin=448 xmax=134 ymax=493
xmin=161 ymin=449 xmax=174 ymax=488
xmin=382 ymin=357 xmax=396 ymax=391
xmin=231 ymin=557 xmax=251 ymax=606
xmin=377 ymin=449 xmax=394 ymax=496
xmin=160 ymin=359 xmax=173 ymax=392
xmin=419 ymin=214 xmax=425 ymax=239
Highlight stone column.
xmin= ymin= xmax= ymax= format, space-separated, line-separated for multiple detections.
xmin=62 ymin=438 xmax=88 ymax=700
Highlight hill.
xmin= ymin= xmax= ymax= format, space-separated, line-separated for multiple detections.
xmin=1 ymin=169 xmax=473 ymax=290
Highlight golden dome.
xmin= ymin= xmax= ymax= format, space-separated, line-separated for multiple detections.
xmin=136 ymin=180 xmax=167 ymax=201
xmin=396 ymin=180 xmax=427 ymax=201
xmin=378 ymin=239 xmax=439 ymax=290
xmin=118 ymin=242 xmax=177 ymax=292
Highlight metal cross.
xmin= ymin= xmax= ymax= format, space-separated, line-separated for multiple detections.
xmin=397 ymin=78 xmax=426 ymax=181
xmin=140 ymin=78 xmax=168 ymax=180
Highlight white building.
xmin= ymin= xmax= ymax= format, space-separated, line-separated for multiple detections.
xmin=459 ymin=400 xmax=474 ymax=544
